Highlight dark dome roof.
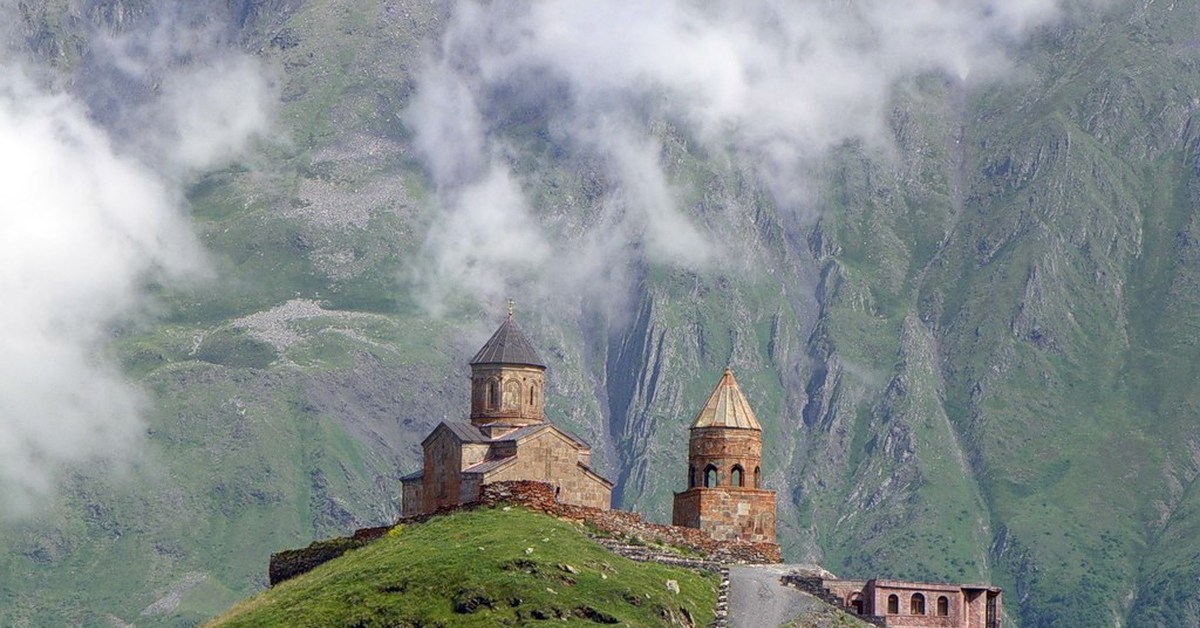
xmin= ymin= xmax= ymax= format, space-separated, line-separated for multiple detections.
xmin=470 ymin=316 xmax=545 ymax=368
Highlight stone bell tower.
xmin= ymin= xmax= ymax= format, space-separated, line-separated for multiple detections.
xmin=672 ymin=368 xmax=777 ymax=544
xmin=468 ymin=310 xmax=546 ymax=436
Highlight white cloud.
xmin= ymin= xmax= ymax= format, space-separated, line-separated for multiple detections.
xmin=405 ymin=0 xmax=1096 ymax=312
xmin=0 ymin=68 xmax=201 ymax=515
xmin=0 ymin=6 xmax=278 ymax=515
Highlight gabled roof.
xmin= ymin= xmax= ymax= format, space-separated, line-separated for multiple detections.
xmin=493 ymin=423 xmax=591 ymax=450
xmin=470 ymin=315 xmax=545 ymax=368
xmin=400 ymin=469 xmax=424 ymax=482
xmin=691 ymin=368 xmax=762 ymax=430
xmin=421 ymin=421 xmax=490 ymax=447
xmin=462 ymin=456 xmax=518 ymax=476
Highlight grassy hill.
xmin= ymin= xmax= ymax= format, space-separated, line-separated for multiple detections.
xmin=207 ymin=506 xmax=718 ymax=627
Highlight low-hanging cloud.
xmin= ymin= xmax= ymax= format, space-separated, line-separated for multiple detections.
xmin=0 ymin=6 xmax=277 ymax=516
xmin=406 ymin=0 xmax=1103 ymax=312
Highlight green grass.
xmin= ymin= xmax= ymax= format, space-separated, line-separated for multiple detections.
xmin=207 ymin=507 xmax=718 ymax=627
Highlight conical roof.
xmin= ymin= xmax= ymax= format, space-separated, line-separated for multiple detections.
xmin=470 ymin=315 xmax=545 ymax=368
xmin=691 ymin=368 xmax=761 ymax=430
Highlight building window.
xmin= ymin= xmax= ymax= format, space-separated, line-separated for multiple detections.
xmin=688 ymin=466 xmax=697 ymax=488
xmin=704 ymin=464 xmax=718 ymax=487
xmin=488 ymin=379 xmax=499 ymax=409
xmin=731 ymin=465 xmax=745 ymax=487
xmin=529 ymin=384 xmax=536 ymax=405
xmin=754 ymin=466 xmax=762 ymax=488
xmin=887 ymin=594 xmax=899 ymax=614
xmin=911 ymin=593 xmax=926 ymax=615
xmin=937 ymin=596 xmax=949 ymax=616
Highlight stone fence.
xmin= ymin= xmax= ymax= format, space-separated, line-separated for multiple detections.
xmin=269 ymin=480 xmax=780 ymax=586
xmin=781 ymin=573 xmax=887 ymax=627
xmin=478 ymin=481 xmax=781 ymax=564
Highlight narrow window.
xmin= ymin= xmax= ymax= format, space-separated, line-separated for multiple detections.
xmin=704 ymin=464 xmax=718 ymax=487
xmin=731 ymin=465 xmax=744 ymax=487
xmin=911 ymin=593 xmax=926 ymax=615
xmin=487 ymin=380 xmax=499 ymax=409
xmin=688 ymin=466 xmax=697 ymax=488
xmin=887 ymin=594 xmax=899 ymax=614
xmin=529 ymin=384 xmax=535 ymax=405
xmin=937 ymin=596 xmax=949 ymax=617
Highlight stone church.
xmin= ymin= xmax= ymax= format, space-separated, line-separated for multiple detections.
xmin=672 ymin=368 xmax=777 ymax=544
xmin=400 ymin=314 xmax=613 ymax=515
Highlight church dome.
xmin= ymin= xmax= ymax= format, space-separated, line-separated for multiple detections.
xmin=470 ymin=314 xmax=545 ymax=369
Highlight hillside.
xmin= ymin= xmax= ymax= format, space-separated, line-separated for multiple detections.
xmin=206 ymin=506 xmax=718 ymax=627
xmin=2 ymin=1 xmax=1200 ymax=626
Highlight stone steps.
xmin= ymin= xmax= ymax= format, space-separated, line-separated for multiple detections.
xmin=591 ymin=538 xmax=730 ymax=627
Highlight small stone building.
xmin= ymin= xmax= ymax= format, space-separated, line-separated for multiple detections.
xmin=400 ymin=315 xmax=612 ymax=515
xmin=672 ymin=369 xmax=776 ymax=544
xmin=822 ymin=577 xmax=1002 ymax=628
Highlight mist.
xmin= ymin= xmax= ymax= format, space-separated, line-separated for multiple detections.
xmin=0 ymin=7 xmax=276 ymax=517
xmin=406 ymin=0 xmax=1100 ymax=313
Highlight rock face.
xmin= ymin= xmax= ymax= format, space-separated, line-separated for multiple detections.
xmin=5 ymin=1 xmax=1200 ymax=627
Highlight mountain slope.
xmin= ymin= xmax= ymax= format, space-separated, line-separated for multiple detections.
xmin=3 ymin=1 xmax=1200 ymax=627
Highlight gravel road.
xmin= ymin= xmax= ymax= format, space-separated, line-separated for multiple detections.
xmin=727 ymin=564 xmax=829 ymax=628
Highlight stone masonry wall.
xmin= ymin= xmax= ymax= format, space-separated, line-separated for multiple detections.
xmin=673 ymin=487 xmax=776 ymax=543
xmin=477 ymin=481 xmax=778 ymax=563
xmin=269 ymin=480 xmax=779 ymax=586
xmin=483 ymin=432 xmax=611 ymax=509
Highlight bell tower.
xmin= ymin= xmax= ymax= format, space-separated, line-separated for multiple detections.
xmin=672 ymin=368 xmax=776 ymax=544
xmin=468 ymin=310 xmax=546 ymax=434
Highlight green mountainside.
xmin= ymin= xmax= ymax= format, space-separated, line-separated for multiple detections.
xmin=207 ymin=507 xmax=718 ymax=627
xmin=3 ymin=1 xmax=1200 ymax=627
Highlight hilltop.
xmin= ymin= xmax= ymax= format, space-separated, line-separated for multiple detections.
xmin=207 ymin=506 xmax=718 ymax=627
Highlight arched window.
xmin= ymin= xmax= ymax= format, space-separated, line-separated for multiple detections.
xmin=688 ymin=466 xmax=697 ymax=488
xmin=704 ymin=464 xmax=718 ymax=487
xmin=754 ymin=466 xmax=762 ymax=488
xmin=937 ymin=596 xmax=949 ymax=617
xmin=911 ymin=593 xmax=926 ymax=615
xmin=487 ymin=379 xmax=500 ymax=409
xmin=848 ymin=592 xmax=864 ymax=615
xmin=731 ymin=465 xmax=745 ymax=487
xmin=887 ymin=594 xmax=899 ymax=614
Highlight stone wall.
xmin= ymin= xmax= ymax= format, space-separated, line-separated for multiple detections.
xmin=672 ymin=487 xmax=776 ymax=543
xmin=421 ymin=428 xmax=464 ymax=513
xmin=400 ymin=479 xmax=421 ymax=516
xmin=470 ymin=364 xmax=544 ymax=426
xmin=483 ymin=431 xmax=611 ymax=510
xmin=270 ymin=480 xmax=779 ymax=587
xmin=687 ymin=427 xmax=763 ymax=490
xmin=781 ymin=573 xmax=887 ymax=628
xmin=477 ymin=481 xmax=779 ymax=564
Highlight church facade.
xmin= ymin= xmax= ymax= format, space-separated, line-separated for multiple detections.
xmin=400 ymin=315 xmax=613 ymax=515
